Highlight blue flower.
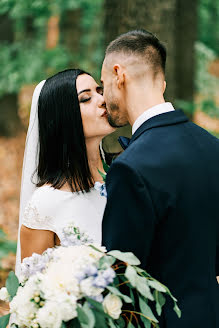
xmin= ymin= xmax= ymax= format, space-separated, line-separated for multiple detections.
xmin=94 ymin=182 xmax=107 ymax=197
xmin=102 ymin=268 xmax=116 ymax=284
xmin=93 ymin=275 xmax=108 ymax=288
xmin=84 ymin=264 xmax=98 ymax=277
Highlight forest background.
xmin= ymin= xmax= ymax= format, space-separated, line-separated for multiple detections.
xmin=0 ymin=0 xmax=219 ymax=315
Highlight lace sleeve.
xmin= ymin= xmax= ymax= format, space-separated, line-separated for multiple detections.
xmin=22 ymin=200 xmax=56 ymax=232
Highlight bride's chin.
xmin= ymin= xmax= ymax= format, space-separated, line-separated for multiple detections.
xmin=104 ymin=124 xmax=116 ymax=135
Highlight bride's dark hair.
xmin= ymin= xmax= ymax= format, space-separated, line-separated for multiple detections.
xmin=36 ymin=68 xmax=95 ymax=193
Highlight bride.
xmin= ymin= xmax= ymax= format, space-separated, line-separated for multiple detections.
xmin=16 ymin=68 xmax=115 ymax=276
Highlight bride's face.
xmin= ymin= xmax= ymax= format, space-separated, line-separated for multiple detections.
xmin=76 ymin=74 xmax=115 ymax=138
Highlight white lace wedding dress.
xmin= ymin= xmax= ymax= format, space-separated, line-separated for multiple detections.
xmin=21 ymin=185 xmax=106 ymax=247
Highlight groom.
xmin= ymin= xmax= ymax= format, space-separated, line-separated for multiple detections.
xmin=101 ymin=30 xmax=219 ymax=327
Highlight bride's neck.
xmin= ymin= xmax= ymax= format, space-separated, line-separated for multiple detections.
xmin=86 ymin=138 xmax=105 ymax=183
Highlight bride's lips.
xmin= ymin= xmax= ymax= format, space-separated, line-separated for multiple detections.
xmin=101 ymin=110 xmax=108 ymax=118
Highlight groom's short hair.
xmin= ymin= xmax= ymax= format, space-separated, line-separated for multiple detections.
xmin=105 ymin=29 xmax=166 ymax=75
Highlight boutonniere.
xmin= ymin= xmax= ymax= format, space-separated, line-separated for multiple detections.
xmin=94 ymin=161 xmax=110 ymax=197
xmin=98 ymin=160 xmax=110 ymax=183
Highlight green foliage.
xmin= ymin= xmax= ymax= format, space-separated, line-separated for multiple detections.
xmin=0 ymin=314 xmax=10 ymax=328
xmin=0 ymin=41 xmax=71 ymax=96
xmin=77 ymin=301 xmax=96 ymax=328
xmin=0 ymin=229 xmax=17 ymax=265
xmin=195 ymin=42 xmax=218 ymax=94
xmin=0 ymin=0 xmax=104 ymax=98
xmin=195 ymin=41 xmax=219 ymax=117
xmin=107 ymin=250 xmax=141 ymax=266
xmin=0 ymin=0 xmax=102 ymax=27
xmin=6 ymin=271 xmax=19 ymax=299
xmin=176 ymin=41 xmax=219 ymax=118
xmin=106 ymin=286 xmax=132 ymax=303
xmin=1 ymin=246 xmax=181 ymax=328
xmin=198 ymin=0 xmax=219 ymax=54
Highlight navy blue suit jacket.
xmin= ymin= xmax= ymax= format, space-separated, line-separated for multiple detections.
xmin=102 ymin=110 xmax=219 ymax=328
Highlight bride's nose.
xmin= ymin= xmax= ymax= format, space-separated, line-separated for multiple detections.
xmin=98 ymin=94 xmax=106 ymax=108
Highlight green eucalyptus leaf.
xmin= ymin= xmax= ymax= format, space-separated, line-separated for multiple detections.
xmin=115 ymin=316 xmax=125 ymax=328
xmin=77 ymin=303 xmax=96 ymax=328
xmin=125 ymin=266 xmax=138 ymax=287
xmin=129 ymin=287 xmax=135 ymax=305
xmin=61 ymin=322 xmax=67 ymax=328
xmin=0 ymin=314 xmax=10 ymax=328
xmin=86 ymin=297 xmax=106 ymax=315
xmin=163 ymin=286 xmax=177 ymax=301
xmin=134 ymin=267 xmax=146 ymax=274
xmin=140 ymin=315 xmax=151 ymax=328
xmin=77 ymin=306 xmax=88 ymax=326
xmin=157 ymin=285 xmax=181 ymax=318
xmin=139 ymin=296 xmax=158 ymax=323
xmin=106 ymin=286 xmax=132 ymax=303
xmin=173 ymin=302 xmax=181 ymax=318
xmin=108 ymin=318 xmax=117 ymax=328
xmin=136 ymin=276 xmax=154 ymax=301
xmin=94 ymin=310 xmax=108 ymax=328
xmin=127 ymin=321 xmax=135 ymax=328
xmin=84 ymin=301 xmax=95 ymax=327
xmin=89 ymin=245 xmax=104 ymax=253
xmin=98 ymin=169 xmax=107 ymax=182
xmin=102 ymin=160 xmax=110 ymax=173
xmin=153 ymin=290 xmax=166 ymax=316
xmin=68 ymin=318 xmax=81 ymax=328
xmin=98 ymin=255 xmax=116 ymax=269
xmin=108 ymin=251 xmax=140 ymax=266
xmin=147 ymin=280 xmax=166 ymax=293
xmin=6 ymin=271 xmax=19 ymax=299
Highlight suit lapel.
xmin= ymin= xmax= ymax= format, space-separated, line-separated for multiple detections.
xmin=129 ymin=109 xmax=189 ymax=146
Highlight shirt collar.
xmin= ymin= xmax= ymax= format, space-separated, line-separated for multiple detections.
xmin=132 ymin=102 xmax=175 ymax=135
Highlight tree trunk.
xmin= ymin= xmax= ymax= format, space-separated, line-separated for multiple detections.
xmin=175 ymin=0 xmax=197 ymax=105
xmin=0 ymin=95 xmax=22 ymax=136
xmin=0 ymin=15 xmax=22 ymax=136
xmin=46 ymin=15 xmax=60 ymax=49
xmin=60 ymin=9 xmax=82 ymax=67
xmin=103 ymin=0 xmax=197 ymax=152
xmin=0 ymin=14 xmax=13 ymax=41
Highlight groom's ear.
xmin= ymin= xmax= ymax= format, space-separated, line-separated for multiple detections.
xmin=163 ymin=81 xmax=166 ymax=93
xmin=113 ymin=64 xmax=125 ymax=89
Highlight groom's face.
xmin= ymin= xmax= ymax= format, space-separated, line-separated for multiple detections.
xmin=101 ymin=60 xmax=129 ymax=128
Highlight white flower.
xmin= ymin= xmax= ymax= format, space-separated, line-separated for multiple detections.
xmin=80 ymin=277 xmax=103 ymax=297
xmin=0 ymin=287 xmax=10 ymax=302
xmin=36 ymin=301 xmax=62 ymax=328
xmin=58 ymin=294 xmax=77 ymax=321
xmin=9 ymin=275 xmax=42 ymax=327
xmin=10 ymin=289 xmax=37 ymax=327
xmin=41 ymin=262 xmax=80 ymax=298
xmin=103 ymin=294 xmax=123 ymax=319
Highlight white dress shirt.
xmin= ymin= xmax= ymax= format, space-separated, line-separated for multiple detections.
xmin=132 ymin=102 xmax=175 ymax=135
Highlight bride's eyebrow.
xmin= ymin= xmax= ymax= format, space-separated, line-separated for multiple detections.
xmin=78 ymin=89 xmax=91 ymax=95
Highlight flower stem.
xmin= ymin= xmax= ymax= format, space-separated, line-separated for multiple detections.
xmin=122 ymin=310 xmax=157 ymax=326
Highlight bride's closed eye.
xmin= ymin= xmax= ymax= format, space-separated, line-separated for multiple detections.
xmin=80 ymin=97 xmax=91 ymax=103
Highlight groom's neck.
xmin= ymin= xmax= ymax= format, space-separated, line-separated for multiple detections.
xmin=125 ymin=83 xmax=165 ymax=126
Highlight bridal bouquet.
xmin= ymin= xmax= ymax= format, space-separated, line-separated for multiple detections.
xmin=0 ymin=244 xmax=181 ymax=328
